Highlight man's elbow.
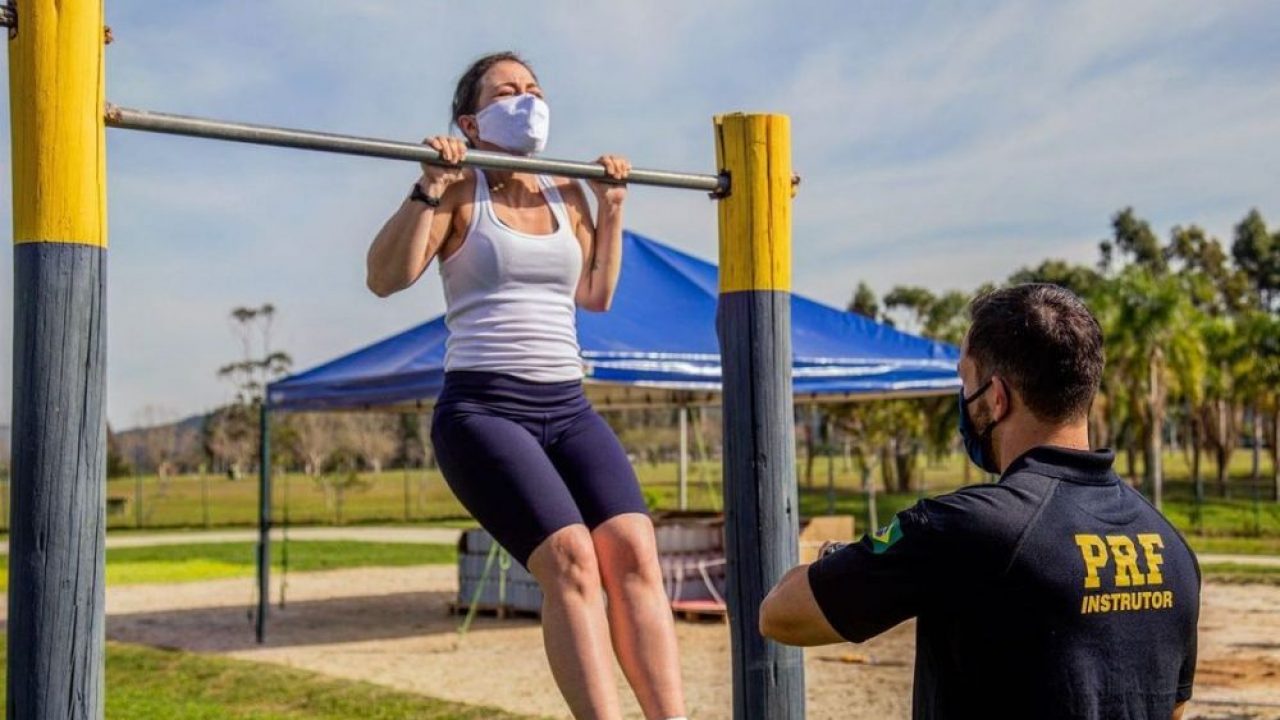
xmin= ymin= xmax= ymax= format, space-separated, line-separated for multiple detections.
xmin=759 ymin=593 xmax=808 ymax=645
xmin=759 ymin=596 xmax=788 ymax=641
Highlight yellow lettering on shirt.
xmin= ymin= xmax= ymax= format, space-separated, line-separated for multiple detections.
xmin=1075 ymin=532 xmax=1179 ymax=615
xmin=1074 ymin=534 xmax=1109 ymax=589
xmin=1106 ymin=535 xmax=1146 ymax=587
xmin=1137 ymin=533 xmax=1165 ymax=585
xmin=1079 ymin=591 xmax=1177 ymax=615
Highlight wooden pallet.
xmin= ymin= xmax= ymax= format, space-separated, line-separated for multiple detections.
xmin=671 ymin=599 xmax=727 ymax=622
xmin=447 ymin=601 xmax=541 ymax=620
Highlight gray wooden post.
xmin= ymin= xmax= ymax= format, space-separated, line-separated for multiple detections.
xmin=7 ymin=2 xmax=109 ymax=716
xmin=714 ymin=112 xmax=803 ymax=719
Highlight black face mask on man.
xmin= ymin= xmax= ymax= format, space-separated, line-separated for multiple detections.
xmin=957 ymin=378 xmax=1002 ymax=475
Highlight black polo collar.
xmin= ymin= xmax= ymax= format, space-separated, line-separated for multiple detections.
xmin=1001 ymin=445 xmax=1118 ymax=485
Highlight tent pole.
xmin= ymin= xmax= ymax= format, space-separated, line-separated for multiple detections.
xmin=256 ymin=402 xmax=272 ymax=643
xmin=865 ymin=463 xmax=879 ymax=533
xmin=679 ymin=405 xmax=689 ymax=511
xmin=826 ymin=416 xmax=836 ymax=515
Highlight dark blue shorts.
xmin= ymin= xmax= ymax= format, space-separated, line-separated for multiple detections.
xmin=430 ymin=371 xmax=649 ymax=567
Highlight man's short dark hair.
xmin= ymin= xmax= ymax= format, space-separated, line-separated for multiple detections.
xmin=966 ymin=284 xmax=1104 ymax=424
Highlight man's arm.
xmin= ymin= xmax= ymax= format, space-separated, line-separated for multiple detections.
xmin=764 ymin=498 xmax=970 ymax=647
xmin=1172 ymin=701 xmax=1185 ymax=720
xmin=760 ymin=564 xmax=845 ymax=646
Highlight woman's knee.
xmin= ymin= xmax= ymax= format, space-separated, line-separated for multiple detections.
xmin=528 ymin=525 xmax=602 ymax=598
xmin=593 ymin=514 xmax=663 ymax=591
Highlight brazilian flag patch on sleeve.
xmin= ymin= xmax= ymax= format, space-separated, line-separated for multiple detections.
xmin=870 ymin=515 xmax=904 ymax=555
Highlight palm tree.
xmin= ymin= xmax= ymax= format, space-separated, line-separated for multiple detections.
xmin=1234 ymin=311 xmax=1280 ymax=500
xmin=1197 ymin=317 xmax=1241 ymax=498
xmin=1092 ymin=268 xmax=1206 ymax=509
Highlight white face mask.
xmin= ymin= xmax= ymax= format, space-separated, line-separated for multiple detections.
xmin=474 ymin=94 xmax=550 ymax=156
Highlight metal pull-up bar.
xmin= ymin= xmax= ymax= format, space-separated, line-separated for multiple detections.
xmin=105 ymin=104 xmax=729 ymax=196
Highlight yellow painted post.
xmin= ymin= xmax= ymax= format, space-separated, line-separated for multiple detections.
xmin=8 ymin=1 xmax=108 ymax=718
xmin=713 ymin=113 xmax=803 ymax=719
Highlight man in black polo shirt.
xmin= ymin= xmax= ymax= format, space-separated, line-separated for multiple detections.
xmin=760 ymin=284 xmax=1200 ymax=719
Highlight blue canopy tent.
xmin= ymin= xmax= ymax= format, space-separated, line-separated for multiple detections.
xmin=266 ymin=232 xmax=959 ymax=411
xmin=253 ymin=231 xmax=961 ymax=640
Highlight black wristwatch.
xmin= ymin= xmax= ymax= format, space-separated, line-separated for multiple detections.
xmin=409 ymin=182 xmax=442 ymax=208
xmin=819 ymin=541 xmax=849 ymax=559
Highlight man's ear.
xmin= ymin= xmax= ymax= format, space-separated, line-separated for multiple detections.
xmin=990 ymin=375 xmax=1011 ymax=423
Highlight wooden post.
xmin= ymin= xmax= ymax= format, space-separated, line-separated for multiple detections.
xmin=8 ymin=1 xmax=108 ymax=717
xmin=714 ymin=112 xmax=803 ymax=720
xmin=256 ymin=402 xmax=271 ymax=643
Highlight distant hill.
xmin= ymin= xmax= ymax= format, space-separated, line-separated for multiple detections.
xmin=116 ymin=413 xmax=207 ymax=439
xmin=114 ymin=412 xmax=209 ymax=472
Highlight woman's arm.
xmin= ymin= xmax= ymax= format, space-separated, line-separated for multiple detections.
xmin=566 ymin=155 xmax=631 ymax=312
xmin=366 ymin=136 xmax=468 ymax=298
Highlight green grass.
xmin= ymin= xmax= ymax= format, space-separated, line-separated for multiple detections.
xmin=91 ymin=469 xmax=472 ymax=530
xmin=0 ymin=634 xmax=538 ymax=719
xmin=0 ymin=449 xmax=1275 ymax=540
xmin=1199 ymin=562 xmax=1280 ymax=586
xmin=1185 ymin=535 xmax=1280 ymax=556
xmin=0 ymin=541 xmax=456 ymax=591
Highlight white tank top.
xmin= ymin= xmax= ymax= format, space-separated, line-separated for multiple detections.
xmin=439 ymin=169 xmax=585 ymax=382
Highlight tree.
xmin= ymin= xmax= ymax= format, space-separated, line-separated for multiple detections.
xmin=217 ymin=304 xmax=291 ymax=406
xmin=1009 ymin=260 xmax=1101 ymax=298
xmin=831 ymin=399 xmax=929 ymax=493
xmin=203 ymin=404 xmax=256 ymax=479
xmin=883 ymin=286 xmax=971 ymax=344
xmin=288 ymin=412 xmax=344 ymax=477
xmin=1105 ymin=207 xmax=1167 ymax=275
xmin=848 ymin=282 xmax=880 ymax=319
xmin=1169 ymin=225 xmax=1252 ymax=316
xmin=1193 ymin=317 xmax=1241 ymax=497
xmin=212 ymin=304 xmax=292 ymax=477
xmin=106 ymin=424 xmax=132 ymax=478
xmin=1234 ymin=311 xmax=1280 ymax=499
xmin=346 ymin=414 xmax=398 ymax=474
xmin=1091 ymin=267 xmax=1205 ymax=508
xmin=1231 ymin=209 xmax=1279 ymax=310
xmin=134 ymin=405 xmax=178 ymax=479
xmin=395 ymin=413 xmax=426 ymax=469
xmin=882 ymin=286 xmax=936 ymax=334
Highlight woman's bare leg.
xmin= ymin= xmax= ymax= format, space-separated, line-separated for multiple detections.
xmin=527 ymin=524 xmax=623 ymax=720
xmin=593 ymin=513 xmax=687 ymax=719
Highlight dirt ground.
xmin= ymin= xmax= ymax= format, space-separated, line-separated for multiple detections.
xmin=4 ymin=567 xmax=1278 ymax=719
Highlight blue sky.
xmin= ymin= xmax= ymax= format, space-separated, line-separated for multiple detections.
xmin=2 ymin=1 xmax=1278 ymax=428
